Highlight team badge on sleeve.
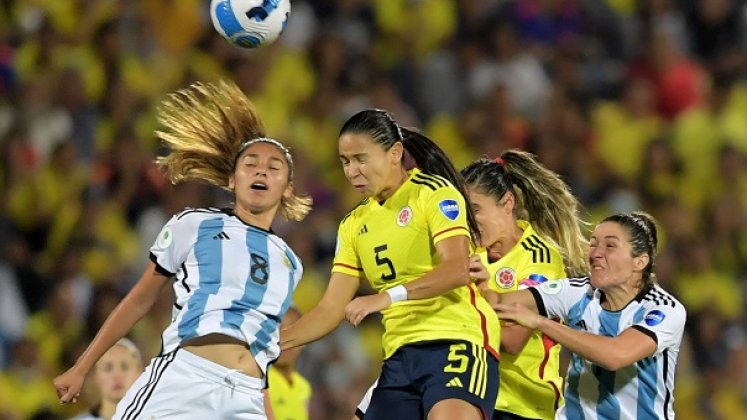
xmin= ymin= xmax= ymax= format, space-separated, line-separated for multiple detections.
xmin=397 ymin=206 xmax=413 ymax=226
xmin=496 ymin=267 xmax=516 ymax=289
xmin=645 ymin=310 xmax=666 ymax=326
xmin=438 ymin=199 xmax=460 ymax=220
xmin=539 ymin=281 xmax=562 ymax=295
xmin=156 ymin=227 xmax=173 ymax=249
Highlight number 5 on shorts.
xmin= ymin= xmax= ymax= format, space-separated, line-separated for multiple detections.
xmin=444 ymin=343 xmax=468 ymax=373
xmin=443 ymin=342 xmax=488 ymax=399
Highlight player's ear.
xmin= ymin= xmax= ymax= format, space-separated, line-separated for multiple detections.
xmin=283 ymin=182 xmax=294 ymax=200
xmin=228 ymin=175 xmax=235 ymax=190
xmin=633 ymin=253 xmax=649 ymax=273
xmin=390 ymin=141 xmax=404 ymax=164
xmin=501 ymin=191 xmax=515 ymax=214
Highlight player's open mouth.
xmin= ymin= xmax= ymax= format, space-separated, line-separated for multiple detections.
xmin=251 ymin=182 xmax=268 ymax=190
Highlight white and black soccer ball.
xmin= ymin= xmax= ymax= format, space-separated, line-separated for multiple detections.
xmin=210 ymin=0 xmax=291 ymax=49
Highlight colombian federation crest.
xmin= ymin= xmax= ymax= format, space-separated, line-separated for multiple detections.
xmin=397 ymin=206 xmax=413 ymax=227
xmin=496 ymin=267 xmax=516 ymax=289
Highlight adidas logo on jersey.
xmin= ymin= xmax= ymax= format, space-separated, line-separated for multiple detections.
xmin=446 ymin=377 xmax=463 ymax=388
xmin=213 ymin=231 xmax=230 ymax=240
xmin=359 ymin=224 xmax=368 ymax=235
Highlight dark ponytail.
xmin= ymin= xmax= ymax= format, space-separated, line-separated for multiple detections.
xmin=339 ymin=109 xmax=479 ymax=240
xmin=400 ymin=128 xmax=480 ymax=240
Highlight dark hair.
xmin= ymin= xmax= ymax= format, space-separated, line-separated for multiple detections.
xmin=461 ymin=150 xmax=589 ymax=276
xmin=339 ymin=109 xmax=479 ymax=239
xmin=602 ymin=211 xmax=659 ymax=288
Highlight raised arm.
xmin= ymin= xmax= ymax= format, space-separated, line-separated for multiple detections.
xmin=54 ymin=262 xmax=171 ymax=403
xmin=280 ymin=272 xmax=360 ymax=350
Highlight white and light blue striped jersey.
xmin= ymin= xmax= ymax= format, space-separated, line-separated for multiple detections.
xmin=528 ymin=277 xmax=686 ymax=420
xmin=148 ymin=207 xmax=303 ymax=374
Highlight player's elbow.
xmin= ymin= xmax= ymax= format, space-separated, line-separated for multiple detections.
xmin=596 ymin=353 xmax=629 ymax=371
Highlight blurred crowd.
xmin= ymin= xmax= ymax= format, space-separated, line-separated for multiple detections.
xmin=0 ymin=0 xmax=746 ymax=419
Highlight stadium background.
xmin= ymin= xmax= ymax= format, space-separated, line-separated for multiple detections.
xmin=0 ymin=0 xmax=746 ymax=419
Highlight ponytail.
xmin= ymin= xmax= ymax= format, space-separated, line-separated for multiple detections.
xmin=401 ymin=128 xmax=480 ymax=240
xmin=339 ymin=109 xmax=480 ymax=241
xmin=462 ymin=150 xmax=589 ymax=276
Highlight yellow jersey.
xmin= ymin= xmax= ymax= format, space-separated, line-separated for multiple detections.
xmin=267 ymin=368 xmax=311 ymax=420
xmin=482 ymin=220 xmax=565 ymax=419
xmin=333 ymin=168 xmax=499 ymax=360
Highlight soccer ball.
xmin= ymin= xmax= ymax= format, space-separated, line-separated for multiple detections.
xmin=210 ymin=0 xmax=291 ymax=49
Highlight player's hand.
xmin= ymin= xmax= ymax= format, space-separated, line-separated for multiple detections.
xmin=469 ymin=254 xmax=490 ymax=291
xmin=344 ymin=294 xmax=390 ymax=327
xmin=493 ymin=303 xmax=542 ymax=330
xmin=53 ymin=366 xmax=85 ymax=404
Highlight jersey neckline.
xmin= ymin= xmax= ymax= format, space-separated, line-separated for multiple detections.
xmin=221 ymin=207 xmax=275 ymax=234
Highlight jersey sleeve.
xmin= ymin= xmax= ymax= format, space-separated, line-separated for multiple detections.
xmin=527 ymin=277 xmax=590 ymax=320
xmin=287 ymin=247 xmax=305 ymax=288
xmin=420 ymin=185 xmax=471 ymax=245
xmin=149 ymin=213 xmax=197 ymax=276
xmin=331 ymin=215 xmax=364 ymax=278
xmin=632 ymin=302 xmax=687 ymax=353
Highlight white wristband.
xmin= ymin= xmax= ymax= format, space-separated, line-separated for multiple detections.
xmin=385 ymin=285 xmax=408 ymax=303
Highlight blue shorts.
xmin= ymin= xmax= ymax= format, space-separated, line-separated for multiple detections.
xmin=364 ymin=340 xmax=499 ymax=420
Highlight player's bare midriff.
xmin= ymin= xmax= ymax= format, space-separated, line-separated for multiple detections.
xmin=181 ymin=333 xmax=262 ymax=378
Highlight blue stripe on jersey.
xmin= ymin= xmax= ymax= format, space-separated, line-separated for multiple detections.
xmin=565 ymin=293 xmax=594 ymax=419
xmin=222 ymin=228 xmax=271 ymax=331
xmin=634 ymin=306 xmax=659 ymax=419
xmin=178 ymin=218 xmax=225 ymax=340
xmin=250 ymin=247 xmax=298 ymax=357
xmin=597 ymin=311 xmax=622 ymax=420
xmin=249 ymin=317 xmax=277 ymax=356
xmin=565 ymin=355 xmax=585 ymax=420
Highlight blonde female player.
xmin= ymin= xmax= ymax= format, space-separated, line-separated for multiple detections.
xmin=282 ymin=109 xmax=500 ymax=420
xmin=54 ymin=81 xmax=312 ymax=419
xmin=492 ymin=211 xmax=686 ymax=419
xmin=463 ymin=152 xmax=588 ymax=420
xmin=69 ymin=339 xmax=142 ymax=420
